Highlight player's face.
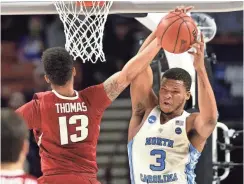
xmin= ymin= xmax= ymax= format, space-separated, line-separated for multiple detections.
xmin=159 ymin=78 xmax=190 ymax=114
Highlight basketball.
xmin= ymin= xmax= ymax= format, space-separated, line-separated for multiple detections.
xmin=156 ymin=12 xmax=198 ymax=54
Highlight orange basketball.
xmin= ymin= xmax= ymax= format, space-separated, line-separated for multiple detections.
xmin=156 ymin=12 xmax=198 ymax=54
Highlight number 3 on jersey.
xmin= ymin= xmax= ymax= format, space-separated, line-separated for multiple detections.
xmin=59 ymin=115 xmax=88 ymax=145
xmin=150 ymin=149 xmax=166 ymax=171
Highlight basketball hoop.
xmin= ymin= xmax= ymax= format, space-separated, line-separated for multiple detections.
xmin=54 ymin=1 xmax=113 ymax=63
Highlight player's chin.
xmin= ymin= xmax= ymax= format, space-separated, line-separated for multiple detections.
xmin=160 ymin=105 xmax=173 ymax=113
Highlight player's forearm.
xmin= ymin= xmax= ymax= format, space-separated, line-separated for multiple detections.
xmin=197 ymin=67 xmax=218 ymax=122
xmin=138 ymin=30 xmax=157 ymax=53
xmin=122 ymin=38 xmax=160 ymax=83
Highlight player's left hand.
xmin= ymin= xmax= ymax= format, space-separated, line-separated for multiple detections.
xmin=170 ymin=5 xmax=194 ymax=13
xmin=188 ymin=33 xmax=205 ymax=71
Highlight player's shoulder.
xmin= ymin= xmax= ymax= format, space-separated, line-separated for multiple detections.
xmin=79 ymin=84 xmax=105 ymax=98
xmin=186 ymin=111 xmax=199 ymax=121
xmin=80 ymin=84 xmax=104 ymax=93
xmin=33 ymin=91 xmax=53 ymax=100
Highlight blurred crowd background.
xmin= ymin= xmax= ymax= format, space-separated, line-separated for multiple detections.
xmin=1 ymin=10 xmax=243 ymax=183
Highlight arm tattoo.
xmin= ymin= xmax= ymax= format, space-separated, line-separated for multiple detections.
xmin=104 ymin=75 xmax=127 ymax=101
xmin=136 ymin=102 xmax=144 ymax=111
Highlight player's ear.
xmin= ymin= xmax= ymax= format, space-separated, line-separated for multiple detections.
xmin=23 ymin=139 xmax=29 ymax=156
xmin=186 ymin=91 xmax=191 ymax=100
xmin=19 ymin=139 xmax=29 ymax=163
xmin=72 ymin=67 xmax=76 ymax=77
xmin=44 ymin=75 xmax=50 ymax=84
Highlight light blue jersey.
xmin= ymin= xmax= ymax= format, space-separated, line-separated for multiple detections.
xmin=128 ymin=106 xmax=201 ymax=184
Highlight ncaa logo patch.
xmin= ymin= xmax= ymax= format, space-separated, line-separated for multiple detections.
xmin=148 ymin=115 xmax=156 ymax=124
xmin=175 ymin=127 xmax=182 ymax=135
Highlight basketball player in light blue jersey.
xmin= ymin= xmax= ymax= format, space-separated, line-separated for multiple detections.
xmin=127 ymin=7 xmax=218 ymax=184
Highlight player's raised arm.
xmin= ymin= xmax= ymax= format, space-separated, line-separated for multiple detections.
xmin=188 ymin=33 xmax=218 ymax=140
xmin=103 ymin=37 xmax=161 ymax=102
xmin=129 ymin=31 xmax=158 ymax=125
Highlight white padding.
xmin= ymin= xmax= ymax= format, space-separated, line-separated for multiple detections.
xmin=1 ymin=1 xmax=243 ymax=15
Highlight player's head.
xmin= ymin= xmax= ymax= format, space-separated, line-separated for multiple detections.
xmin=1 ymin=108 xmax=29 ymax=168
xmin=42 ymin=47 xmax=76 ymax=86
xmin=159 ymin=68 xmax=191 ymax=114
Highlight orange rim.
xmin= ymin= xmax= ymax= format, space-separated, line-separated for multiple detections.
xmin=76 ymin=1 xmax=105 ymax=7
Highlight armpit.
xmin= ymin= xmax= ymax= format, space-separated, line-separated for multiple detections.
xmin=187 ymin=129 xmax=198 ymax=139
xmin=133 ymin=102 xmax=146 ymax=116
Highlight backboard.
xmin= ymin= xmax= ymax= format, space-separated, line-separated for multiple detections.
xmin=1 ymin=1 xmax=243 ymax=15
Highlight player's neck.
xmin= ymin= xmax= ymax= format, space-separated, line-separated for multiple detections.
xmin=51 ymin=83 xmax=75 ymax=97
xmin=160 ymin=109 xmax=184 ymax=123
xmin=1 ymin=161 xmax=23 ymax=171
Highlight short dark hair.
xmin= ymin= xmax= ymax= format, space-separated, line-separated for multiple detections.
xmin=42 ymin=47 xmax=74 ymax=86
xmin=1 ymin=108 xmax=29 ymax=163
xmin=162 ymin=68 xmax=192 ymax=91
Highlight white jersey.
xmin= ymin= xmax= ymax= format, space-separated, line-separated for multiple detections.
xmin=0 ymin=170 xmax=37 ymax=184
xmin=128 ymin=106 xmax=201 ymax=184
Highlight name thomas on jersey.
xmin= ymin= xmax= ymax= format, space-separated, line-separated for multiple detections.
xmin=55 ymin=102 xmax=87 ymax=113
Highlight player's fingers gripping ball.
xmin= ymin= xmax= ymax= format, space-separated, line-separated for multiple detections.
xmin=156 ymin=12 xmax=198 ymax=54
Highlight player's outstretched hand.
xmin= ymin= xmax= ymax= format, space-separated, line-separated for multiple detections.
xmin=170 ymin=5 xmax=194 ymax=13
xmin=188 ymin=33 xmax=205 ymax=71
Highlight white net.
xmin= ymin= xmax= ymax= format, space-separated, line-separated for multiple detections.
xmin=54 ymin=1 xmax=113 ymax=63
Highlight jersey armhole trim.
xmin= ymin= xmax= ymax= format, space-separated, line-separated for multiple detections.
xmin=184 ymin=113 xmax=203 ymax=153
xmin=182 ymin=112 xmax=192 ymax=145
xmin=128 ymin=106 xmax=159 ymax=143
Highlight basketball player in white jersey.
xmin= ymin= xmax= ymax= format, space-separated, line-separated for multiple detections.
xmin=128 ymin=7 xmax=218 ymax=184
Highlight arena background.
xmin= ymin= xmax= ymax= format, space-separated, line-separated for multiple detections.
xmin=1 ymin=9 xmax=243 ymax=184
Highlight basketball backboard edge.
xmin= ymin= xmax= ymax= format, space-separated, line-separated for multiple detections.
xmin=1 ymin=1 xmax=243 ymax=15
